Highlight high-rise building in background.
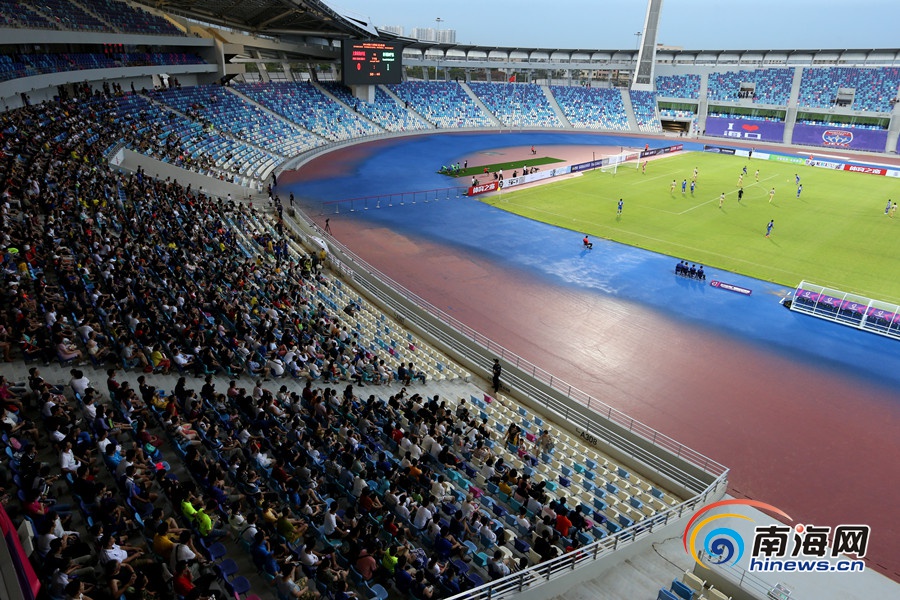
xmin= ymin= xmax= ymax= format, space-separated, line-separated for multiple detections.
xmin=408 ymin=27 xmax=456 ymax=43
xmin=380 ymin=25 xmax=404 ymax=36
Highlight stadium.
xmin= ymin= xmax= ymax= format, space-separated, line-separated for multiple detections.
xmin=0 ymin=1 xmax=898 ymax=600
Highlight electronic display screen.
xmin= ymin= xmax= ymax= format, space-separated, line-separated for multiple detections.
xmin=342 ymin=40 xmax=402 ymax=85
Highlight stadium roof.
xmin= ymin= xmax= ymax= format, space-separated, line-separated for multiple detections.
xmin=135 ymin=0 xmax=377 ymax=37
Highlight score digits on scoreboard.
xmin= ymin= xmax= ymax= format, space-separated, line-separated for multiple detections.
xmin=342 ymin=40 xmax=402 ymax=85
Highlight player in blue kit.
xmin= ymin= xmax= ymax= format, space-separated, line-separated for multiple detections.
xmin=681 ymin=179 xmax=687 ymax=194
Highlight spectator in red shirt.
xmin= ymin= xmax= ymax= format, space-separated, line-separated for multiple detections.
xmin=355 ymin=548 xmax=377 ymax=581
xmin=555 ymin=508 xmax=572 ymax=538
xmin=173 ymin=560 xmax=216 ymax=600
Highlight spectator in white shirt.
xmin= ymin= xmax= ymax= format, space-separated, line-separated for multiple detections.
xmin=68 ymin=369 xmax=90 ymax=397
xmin=59 ymin=441 xmax=82 ymax=474
xmin=412 ymin=501 xmax=434 ymax=530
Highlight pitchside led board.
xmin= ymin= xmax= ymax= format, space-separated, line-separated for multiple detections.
xmin=342 ymin=40 xmax=402 ymax=86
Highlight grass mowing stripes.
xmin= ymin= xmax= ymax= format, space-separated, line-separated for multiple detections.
xmin=481 ymin=152 xmax=900 ymax=302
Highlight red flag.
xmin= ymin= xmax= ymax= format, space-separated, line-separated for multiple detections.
xmin=508 ymin=74 xmax=516 ymax=83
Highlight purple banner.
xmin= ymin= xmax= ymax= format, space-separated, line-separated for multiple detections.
xmin=640 ymin=144 xmax=683 ymax=158
xmin=705 ymin=117 xmax=785 ymax=143
xmin=791 ymin=124 xmax=888 ymax=152
xmin=571 ymin=159 xmax=604 ymax=173
xmin=710 ymin=280 xmax=752 ymax=296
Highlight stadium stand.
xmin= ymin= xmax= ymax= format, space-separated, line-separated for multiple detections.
xmin=629 ymin=90 xmax=662 ymax=132
xmin=320 ymin=82 xmax=431 ymax=133
xmin=234 ymin=82 xmax=381 ymax=141
xmin=655 ymin=74 xmax=700 ymax=99
xmin=706 ymin=68 xmax=794 ymax=105
xmin=549 ymin=86 xmax=629 ymax=130
xmin=80 ymin=0 xmax=184 ymax=35
xmin=151 ymin=84 xmax=324 ymax=158
xmin=658 ymin=108 xmax=695 ymax=119
xmin=101 ymin=90 xmax=280 ymax=184
xmin=468 ymin=82 xmax=563 ymax=128
xmin=798 ymin=67 xmax=900 ymax=112
xmin=32 ymin=0 xmax=108 ymax=31
xmin=387 ymin=81 xmax=494 ymax=128
xmin=0 ymin=0 xmax=184 ymax=34
xmin=0 ymin=52 xmax=205 ymax=82
xmin=0 ymin=0 xmax=57 ymax=29
xmin=0 ymin=85 xmax=689 ymax=600
xmin=795 ymin=117 xmax=884 ymax=130
xmin=706 ymin=111 xmax=783 ymax=122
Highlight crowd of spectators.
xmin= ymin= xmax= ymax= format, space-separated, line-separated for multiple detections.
xmin=150 ymin=84 xmax=322 ymax=159
xmin=0 ymin=84 xmax=680 ymax=599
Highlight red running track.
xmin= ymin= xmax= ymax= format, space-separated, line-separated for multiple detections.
xmin=315 ymin=213 xmax=900 ymax=581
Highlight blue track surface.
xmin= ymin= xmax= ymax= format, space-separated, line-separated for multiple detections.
xmin=284 ymin=131 xmax=900 ymax=390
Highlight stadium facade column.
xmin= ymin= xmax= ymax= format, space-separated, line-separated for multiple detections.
xmin=631 ymin=0 xmax=664 ymax=91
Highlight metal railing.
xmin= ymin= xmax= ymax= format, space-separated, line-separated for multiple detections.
xmin=697 ymin=551 xmax=780 ymax=599
xmin=282 ymin=205 xmax=726 ymax=481
xmin=278 ymin=199 xmax=730 ymax=600
xmin=438 ymin=477 xmax=728 ymax=600
xmin=319 ymin=185 xmax=469 ymax=215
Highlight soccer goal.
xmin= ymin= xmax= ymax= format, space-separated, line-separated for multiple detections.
xmin=600 ymin=152 xmax=640 ymax=175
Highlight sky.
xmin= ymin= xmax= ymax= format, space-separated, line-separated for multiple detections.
xmin=326 ymin=0 xmax=900 ymax=50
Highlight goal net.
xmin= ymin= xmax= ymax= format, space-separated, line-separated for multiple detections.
xmin=600 ymin=152 xmax=640 ymax=175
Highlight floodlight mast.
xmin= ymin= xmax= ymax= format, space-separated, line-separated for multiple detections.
xmin=631 ymin=0 xmax=664 ymax=91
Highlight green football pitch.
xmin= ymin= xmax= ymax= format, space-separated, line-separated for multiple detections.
xmin=480 ymin=152 xmax=900 ymax=302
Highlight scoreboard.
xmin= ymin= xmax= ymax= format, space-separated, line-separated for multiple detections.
xmin=342 ymin=40 xmax=402 ymax=85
